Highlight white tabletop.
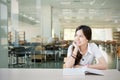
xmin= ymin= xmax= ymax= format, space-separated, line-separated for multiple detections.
xmin=0 ymin=69 xmax=120 ymax=80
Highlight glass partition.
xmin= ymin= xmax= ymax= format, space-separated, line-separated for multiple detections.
xmin=0 ymin=0 xmax=8 ymax=68
xmin=7 ymin=0 xmax=120 ymax=69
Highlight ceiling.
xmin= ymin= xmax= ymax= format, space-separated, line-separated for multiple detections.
xmin=10 ymin=0 xmax=120 ymax=28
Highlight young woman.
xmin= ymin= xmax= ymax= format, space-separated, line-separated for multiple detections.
xmin=65 ymin=25 xmax=107 ymax=70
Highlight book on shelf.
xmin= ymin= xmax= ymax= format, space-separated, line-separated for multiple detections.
xmin=63 ymin=66 xmax=104 ymax=76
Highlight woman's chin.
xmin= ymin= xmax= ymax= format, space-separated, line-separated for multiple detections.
xmin=77 ymin=44 xmax=81 ymax=46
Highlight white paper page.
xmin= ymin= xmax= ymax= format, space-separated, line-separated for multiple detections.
xmin=63 ymin=68 xmax=85 ymax=75
xmin=86 ymin=68 xmax=104 ymax=75
xmin=63 ymin=67 xmax=104 ymax=76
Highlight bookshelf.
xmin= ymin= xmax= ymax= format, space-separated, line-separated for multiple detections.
xmin=8 ymin=32 xmax=12 ymax=44
xmin=18 ymin=31 xmax=25 ymax=45
xmin=113 ymin=31 xmax=120 ymax=41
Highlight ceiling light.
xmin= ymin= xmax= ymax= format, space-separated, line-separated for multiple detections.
xmin=63 ymin=16 xmax=72 ymax=20
xmin=76 ymin=16 xmax=85 ymax=20
xmin=78 ymin=9 xmax=86 ymax=13
xmin=60 ymin=1 xmax=71 ymax=5
xmin=114 ymin=20 xmax=118 ymax=23
xmin=101 ymin=0 xmax=107 ymax=6
xmin=22 ymin=14 xmax=28 ymax=17
xmin=89 ymin=16 xmax=93 ymax=20
xmin=89 ymin=9 xmax=96 ymax=14
xmin=62 ymin=9 xmax=72 ymax=12
xmin=62 ymin=9 xmax=72 ymax=15
xmin=29 ymin=17 xmax=34 ymax=20
xmin=90 ymin=0 xmax=96 ymax=5
xmin=35 ymin=20 xmax=40 ymax=23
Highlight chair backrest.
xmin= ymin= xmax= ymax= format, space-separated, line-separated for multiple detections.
xmin=13 ymin=47 xmax=26 ymax=56
xmin=14 ymin=47 xmax=26 ymax=52
xmin=35 ymin=46 xmax=45 ymax=51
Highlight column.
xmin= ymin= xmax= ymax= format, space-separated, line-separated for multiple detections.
xmin=53 ymin=15 xmax=61 ymax=39
xmin=11 ymin=0 xmax=19 ymax=47
xmin=0 ymin=0 xmax=8 ymax=68
xmin=40 ymin=2 xmax=52 ymax=43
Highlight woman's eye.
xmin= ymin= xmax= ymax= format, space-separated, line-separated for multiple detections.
xmin=75 ymin=35 xmax=83 ymax=38
xmin=79 ymin=35 xmax=83 ymax=37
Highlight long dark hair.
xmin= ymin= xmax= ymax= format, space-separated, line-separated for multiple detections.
xmin=75 ymin=25 xmax=92 ymax=41
xmin=73 ymin=25 xmax=92 ymax=65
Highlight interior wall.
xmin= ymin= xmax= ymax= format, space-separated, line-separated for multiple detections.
xmin=19 ymin=22 xmax=42 ymax=42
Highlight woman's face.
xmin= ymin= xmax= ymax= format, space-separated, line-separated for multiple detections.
xmin=74 ymin=29 xmax=88 ymax=46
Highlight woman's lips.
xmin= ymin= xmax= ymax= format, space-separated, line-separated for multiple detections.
xmin=76 ymin=41 xmax=81 ymax=44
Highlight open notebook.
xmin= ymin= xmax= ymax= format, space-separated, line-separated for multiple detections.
xmin=63 ymin=67 xmax=104 ymax=76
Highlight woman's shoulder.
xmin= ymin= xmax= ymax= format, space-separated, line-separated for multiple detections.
xmin=89 ymin=42 xmax=103 ymax=57
xmin=89 ymin=42 xmax=99 ymax=49
xmin=67 ymin=44 xmax=73 ymax=56
xmin=68 ymin=44 xmax=73 ymax=49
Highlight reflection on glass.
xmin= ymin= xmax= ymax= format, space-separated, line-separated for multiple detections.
xmin=2 ymin=0 xmax=7 ymax=3
xmin=0 ymin=1 xmax=8 ymax=68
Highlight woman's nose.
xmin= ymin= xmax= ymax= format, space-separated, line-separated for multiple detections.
xmin=76 ymin=36 xmax=79 ymax=40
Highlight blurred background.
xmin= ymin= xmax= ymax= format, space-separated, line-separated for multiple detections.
xmin=0 ymin=0 xmax=120 ymax=69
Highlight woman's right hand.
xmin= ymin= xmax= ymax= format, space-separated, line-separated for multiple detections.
xmin=72 ymin=41 xmax=79 ymax=55
xmin=73 ymin=41 xmax=79 ymax=49
xmin=72 ymin=41 xmax=77 ymax=48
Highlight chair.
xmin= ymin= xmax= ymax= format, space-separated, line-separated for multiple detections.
xmin=13 ymin=47 xmax=26 ymax=67
xmin=116 ymin=46 xmax=120 ymax=70
xmin=31 ymin=45 xmax=45 ymax=62
xmin=25 ymin=47 xmax=33 ymax=67
xmin=8 ymin=46 xmax=15 ymax=67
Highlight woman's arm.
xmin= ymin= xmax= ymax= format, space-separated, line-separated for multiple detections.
xmin=86 ymin=43 xmax=108 ymax=70
xmin=65 ymin=56 xmax=76 ymax=68
xmin=65 ymin=44 xmax=78 ymax=68
xmin=87 ymin=56 xmax=108 ymax=70
xmin=72 ymin=56 xmax=108 ymax=69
